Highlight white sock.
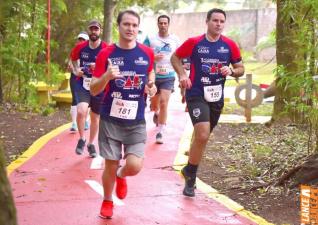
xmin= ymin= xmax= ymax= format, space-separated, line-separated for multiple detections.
xmin=70 ymin=106 xmax=77 ymax=124
xmin=157 ymin=124 xmax=165 ymax=133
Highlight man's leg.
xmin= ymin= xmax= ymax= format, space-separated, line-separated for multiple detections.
xmin=182 ymin=122 xmax=210 ymax=197
xmin=156 ymin=89 xmax=172 ymax=144
xmin=102 ymin=159 xmax=119 ymax=200
xmin=150 ymin=94 xmax=160 ymax=126
xmin=119 ymin=154 xmax=143 ymax=177
xmin=100 ymin=159 xmax=118 ymax=219
xmin=75 ymin=102 xmax=89 ymax=154
xmin=87 ymin=111 xmax=99 ymax=157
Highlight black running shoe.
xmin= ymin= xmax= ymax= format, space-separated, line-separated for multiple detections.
xmin=75 ymin=139 xmax=86 ymax=155
xmin=87 ymin=144 xmax=97 ymax=158
xmin=181 ymin=166 xmax=196 ymax=197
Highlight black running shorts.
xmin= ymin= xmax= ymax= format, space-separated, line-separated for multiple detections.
xmin=186 ymin=96 xmax=223 ymax=132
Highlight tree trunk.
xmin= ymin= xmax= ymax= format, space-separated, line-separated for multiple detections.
xmin=103 ymin=0 xmax=118 ymax=43
xmin=273 ymin=0 xmax=302 ymax=121
xmin=0 ymin=144 xmax=17 ymax=225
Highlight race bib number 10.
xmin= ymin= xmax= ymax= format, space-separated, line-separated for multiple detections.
xmin=204 ymin=85 xmax=222 ymax=102
xmin=110 ymin=98 xmax=138 ymax=120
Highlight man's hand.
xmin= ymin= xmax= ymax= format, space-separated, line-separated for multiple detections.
xmin=145 ymin=81 xmax=157 ymax=97
xmin=220 ymin=66 xmax=233 ymax=77
xmin=105 ymin=59 xmax=122 ymax=80
xmin=75 ymin=69 xmax=84 ymax=77
xmin=179 ymin=74 xmax=192 ymax=89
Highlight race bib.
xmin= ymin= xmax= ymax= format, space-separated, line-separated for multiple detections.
xmin=83 ymin=77 xmax=92 ymax=91
xmin=155 ymin=64 xmax=172 ymax=75
xmin=110 ymin=98 xmax=138 ymax=120
xmin=204 ymin=85 xmax=222 ymax=102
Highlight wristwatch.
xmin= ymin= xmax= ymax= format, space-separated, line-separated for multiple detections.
xmin=230 ymin=68 xmax=234 ymax=76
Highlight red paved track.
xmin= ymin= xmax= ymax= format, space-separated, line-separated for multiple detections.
xmin=9 ymin=98 xmax=259 ymax=225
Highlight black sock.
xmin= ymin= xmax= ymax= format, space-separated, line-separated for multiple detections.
xmin=185 ymin=162 xmax=198 ymax=176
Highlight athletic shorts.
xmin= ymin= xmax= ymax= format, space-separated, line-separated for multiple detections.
xmin=98 ymin=119 xmax=146 ymax=160
xmin=75 ymin=82 xmax=103 ymax=114
xmin=155 ymin=77 xmax=175 ymax=94
xmin=186 ymin=96 xmax=224 ymax=132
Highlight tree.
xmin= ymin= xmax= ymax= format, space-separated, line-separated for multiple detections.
xmin=0 ymin=144 xmax=17 ymax=225
xmin=274 ymin=0 xmax=318 ymax=151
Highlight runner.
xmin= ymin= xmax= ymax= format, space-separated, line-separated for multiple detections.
xmin=171 ymin=8 xmax=245 ymax=197
xmin=91 ymin=10 xmax=156 ymax=218
xmin=143 ymin=15 xmax=180 ymax=144
xmin=70 ymin=20 xmax=108 ymax=158
xmin=68 ymin=31 xmax=90 ymax=132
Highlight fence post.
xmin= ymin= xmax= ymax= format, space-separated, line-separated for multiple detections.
xmin=245 ymin=74 xmax=252 ymax=122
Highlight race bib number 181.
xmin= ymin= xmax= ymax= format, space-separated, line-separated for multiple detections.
xmin=110 ymin=98 xmax=138 ymax=120
xmin=204 ymin=85 xmax=222 ymax=102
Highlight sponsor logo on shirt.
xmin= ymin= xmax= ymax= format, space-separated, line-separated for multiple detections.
xmin=201 ymin=77 xmax=211 ymax=84
xmin=198 ymin=46 xmax=210 ymax=54
xmin=217 ymin=46 xmax=229 ymax=54
xmin=134 ymin=57 xmax=148 ymax=66
xmin=129 ymin=94 xmax=140 ymax=98
xmin=111 ymin=92 xmax=122 ymax=99
xmin=81 ymin=52 xmax=89 ymax=59
xmin=110 ymin=57 xmax=124 ymax=66
xmin=114 ymin=71 xmax=145 ymax=90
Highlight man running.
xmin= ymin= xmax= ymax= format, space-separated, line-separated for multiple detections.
xmin=171 ymin=8 xmax=245 ymax=197
xmin=91 ymin=10 xmax=156 ymax=219
xmin=144 ymin=15 xmax=180 ymax=144
xmin=70 ymin=20 xmax=107 ymax=158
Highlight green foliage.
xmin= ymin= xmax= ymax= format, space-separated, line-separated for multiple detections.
xmin=274 ymin=0 xmax=318 ymax=151
xmin=256 ymin=30 xmax=276 ymax=52
xmin=0 ymin=1 xmax=62 ymax=105
xmin=41 ymin=106 xmax=56 ymax=116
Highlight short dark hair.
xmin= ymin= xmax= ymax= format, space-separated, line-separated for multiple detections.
xmin=157 ymin=15 xmax=170 ymax=24
xmin=117 ymin=10 xmax=140 ymax=25
xmin=206 ymin=8 xmax=226 ymax=21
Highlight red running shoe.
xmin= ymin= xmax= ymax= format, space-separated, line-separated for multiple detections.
xmin=116 ymin=176 xmax=127 ymax=199
xmin=99 ymin=200 xmax=113 ymax=219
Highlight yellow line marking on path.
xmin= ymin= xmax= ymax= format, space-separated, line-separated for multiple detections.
xmin=173 ymin=117 xmax=274 ymax=225
xmin=7 ymin=123 xmax=71 ymax=175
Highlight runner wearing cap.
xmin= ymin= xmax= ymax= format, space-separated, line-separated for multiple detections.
xmin=68 ymin=31 xmax=90 ymax=132
xmin=70 ymin=19 xmax=108 ymax=158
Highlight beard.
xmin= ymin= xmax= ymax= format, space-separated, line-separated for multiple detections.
xmin=89 ymin=34 xmax=99 ymax=42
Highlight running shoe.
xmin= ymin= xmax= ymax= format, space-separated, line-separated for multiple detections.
xmin=70 ymin=123 xmax=77 ymax=132
xmin=181 ymin=166 xmax=196 ymax=197
xmin=116 ymin=176 xmax=127 ymax=199
xmin=99 ymin=200 xmax=113 ymax=219
xmin=87 ymin=144 xmax=97 ymax=158
xmin=155 ymin=132 xmax=163 ymax=144
xmin=75 ymin=139 xmax=86 ymax=155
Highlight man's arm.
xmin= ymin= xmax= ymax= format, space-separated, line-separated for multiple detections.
xmin=231 ymin=62 xmax=245 ymax=78
xmin=90 ymin=59 xmax=121 ymax=96
xmin=71 ymin=60 xmax=83 ymax=77
xmin=171 ymin=53 xmax=191 ymax=89
xmin=220 ymin=62 xmax=244 ymax=78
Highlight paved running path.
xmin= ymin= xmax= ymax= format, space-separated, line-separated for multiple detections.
xmin=8 ymin=91 xmax=272 ymax=225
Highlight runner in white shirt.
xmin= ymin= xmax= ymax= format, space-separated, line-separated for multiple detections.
xmin=144 ymin=15 xmax=180 ymax=144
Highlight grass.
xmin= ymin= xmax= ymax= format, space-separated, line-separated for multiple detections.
xmin=226 ymin=62 xmax=276 ymax=87
xmin=223 ymin=103 xmax=273 ymax=116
